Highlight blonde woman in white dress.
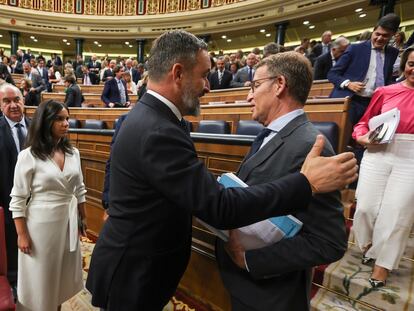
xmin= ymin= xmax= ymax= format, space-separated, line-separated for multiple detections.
xmin=10 ymin=100 xmax=87 ymax=311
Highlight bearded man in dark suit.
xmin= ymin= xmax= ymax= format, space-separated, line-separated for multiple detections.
xmin=86 ymin=30 xmax=357 ymax=311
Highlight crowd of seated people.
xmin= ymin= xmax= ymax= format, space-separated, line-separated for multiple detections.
xmin=0 ymin=25 xmax=413 ymax=102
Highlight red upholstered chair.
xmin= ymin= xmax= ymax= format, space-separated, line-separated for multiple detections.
xmin=0 ymin=207 xmax=15 ymax=311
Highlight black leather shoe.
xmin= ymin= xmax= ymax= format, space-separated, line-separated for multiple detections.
xmin=369 ymin=278 xmax=386 ymax=288
xmin=362 ymin=255 xmax=374 ymax=265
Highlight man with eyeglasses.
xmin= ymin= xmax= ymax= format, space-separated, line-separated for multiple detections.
xmin=216 ymin=52 xmax=347 ymax=311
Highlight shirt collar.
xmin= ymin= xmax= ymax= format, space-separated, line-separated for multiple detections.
xmin=4 ymin=115 xmax=25 ymax=129
xmin=266 ymin=109 xmax=304 ymax=133
xmin=147 ymin=90 xmax=182 ymax=121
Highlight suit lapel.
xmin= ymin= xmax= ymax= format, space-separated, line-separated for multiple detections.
xmin=0 ymin=117 xmax=18 ymax=157
xmin=383 ymin=46 xmax=392 ymax=81
xmin=238 ymin=114 xmax=310 ymax=181
xmin=139 ymin=93 xmax=182 ymax=129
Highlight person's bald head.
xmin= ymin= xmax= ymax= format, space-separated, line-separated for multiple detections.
xmin=0 ymin=83 xmax=24 ymax=122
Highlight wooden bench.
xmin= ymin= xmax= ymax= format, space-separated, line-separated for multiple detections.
xmin=40 ymin=93 xmax=138 ymax=108
xmin=26 ymin=97 xmax=351 ymax=152
xmin=11 ymin=73 xmax=24 ymax=85
xmin=51 ymin=80 xmax=333 ymax=104
xmin=53 ymin=84 xmax=104 ymax=94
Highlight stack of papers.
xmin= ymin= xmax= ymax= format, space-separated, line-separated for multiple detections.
xmin=197 ymin=173 xmax=303 ymax=250
xmin=368 ymin=108 xmax=400 ymax=144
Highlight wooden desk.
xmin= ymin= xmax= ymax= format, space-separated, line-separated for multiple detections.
xmin=41 ymin=93 xmax=138 ymax=108
xmin=26 ymin=97 xmax=351 ymax=152
xmin=52 ymin=80 xmax=333 ymax=104
xmin=11 ymin=73 xmax=24 ymax=85
xmin=53 ymin=84 xmax=103 ymax=94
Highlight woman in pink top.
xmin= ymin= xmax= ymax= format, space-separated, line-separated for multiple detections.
xmin=352 ymin=46 xmax=414 ymax=288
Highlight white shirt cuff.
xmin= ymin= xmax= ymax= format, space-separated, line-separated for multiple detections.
xmin=340 ymin=79 xmax=350 ymax=89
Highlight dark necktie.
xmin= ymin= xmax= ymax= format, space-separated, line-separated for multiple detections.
xmin=245 ymin=128 xmax=272 ymax=160
xmin=248 ymin=67 xmax=253 ymax=81
xmin=15 ymin=123 xmax=25 ymax=152
xmin=375 ymin=50 xmax=384 ymax=88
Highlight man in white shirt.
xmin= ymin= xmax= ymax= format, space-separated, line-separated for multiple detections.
xmin=0 ymin=83 xmax=29 ymax=296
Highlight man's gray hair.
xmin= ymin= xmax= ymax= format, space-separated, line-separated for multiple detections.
xmin=332 ymin=36 xmax=350 ymax=49
xmin=263 ymin=42 xmax=285 ymax=57
xmin=147 ymin=30 xmax=207 ymax=82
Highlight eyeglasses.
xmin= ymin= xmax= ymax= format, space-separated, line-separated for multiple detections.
xmin=250 ymin=76 xmax=278 ymax=93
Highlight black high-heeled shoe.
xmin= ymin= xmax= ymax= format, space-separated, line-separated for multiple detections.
xmin=362 ymin=255 xmax=374 ymax=265
xmin=369 ymin=278 xmax=386 ymax=288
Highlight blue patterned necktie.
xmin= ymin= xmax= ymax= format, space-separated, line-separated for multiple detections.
xmin=248 ymin=67 xmax=253 ymax=81
xmin=245 ymin=128 xmax=272 ymax=160
xmin=375 ymin=50 xmax=384 ymax=88
xmin=117 ymin=80 xmax=127 ymax=105
xmin=15 ymin=123 xmax=25 ymax=152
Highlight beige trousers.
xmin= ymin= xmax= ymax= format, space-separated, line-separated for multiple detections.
xmin=354 ymin=134 xmax=414 ymax=271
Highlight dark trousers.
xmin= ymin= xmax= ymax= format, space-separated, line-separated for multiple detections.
xmin=348 ymin=94 xmax=371 ymax=189
xmin=5 ymin=221 xmax=18 ymax=286
xmin=349 ymin=94 xmax=372 ymax=127
xmin=106 ymin=245 xmax=190 ymax=311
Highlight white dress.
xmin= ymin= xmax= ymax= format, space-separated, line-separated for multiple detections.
xmin=9 ymin=147 xmax=86 ymax=311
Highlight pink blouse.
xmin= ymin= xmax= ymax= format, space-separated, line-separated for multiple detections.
xmin=353 ymin=82 xmax=414 ymax=139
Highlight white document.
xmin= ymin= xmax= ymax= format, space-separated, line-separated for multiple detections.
xmin=368 ymin=107 xmax=400 ymax=144
xmin=196 ymin=173 xmax=302 ymax=250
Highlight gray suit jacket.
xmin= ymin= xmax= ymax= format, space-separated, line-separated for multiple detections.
xmin=216 ymin=113 xmax=347 ymax=311
xmin=230 ymin=66 xmax=253 ymax=88
xmin=64 ymin=83 xmax=83 ymax=107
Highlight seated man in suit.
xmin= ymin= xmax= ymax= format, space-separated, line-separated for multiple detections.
xmin=231 ymin=53 xmax=257 ymax=88
xmin=81 ymin=65 xmax=99 ymax=85
xmin=63 ymin=75 xmax=83 ymax=107
xmin=209 ymin=57 xmax=232 ymax=90
xmin=86 ymin=30 xmax=357 ymax=311
xmin=328 ymin=13 xmax=400 ymax=126
xmin=217 ymin=52 xmax=348 ymax=311
xmin=313 ymin=36 xmax=349 ymax=80
xmin=101 ymin=65 xmax=130 ymax=108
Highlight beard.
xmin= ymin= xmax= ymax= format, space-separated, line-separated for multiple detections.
xmin=181 ymin=83 xmax=201 ymax=117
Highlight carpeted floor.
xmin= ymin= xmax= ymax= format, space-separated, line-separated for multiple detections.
xmin=61 ymin=239 xmax=207 ymax=311
xmin=311 ymin=233 xmax=414 ymax=311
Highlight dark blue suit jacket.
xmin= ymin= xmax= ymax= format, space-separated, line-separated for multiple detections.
xmin=328 ymin=40 xmax=399 ymax=98
xmin=101 ymin=78 xmax=129 ymax=107
xmin=102 ymin=113 xmax=129 ymax=208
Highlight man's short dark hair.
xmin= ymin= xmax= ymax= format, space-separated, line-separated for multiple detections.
xmin=256 ymin=51 xmax=313 ymax=104
xmin=147 ymin=30 xmax=207 ymax=82
xmin=113 ymin=65 xmax=123 ymax=74
xmin=375 ymin=13 xmax=400 ymax=33
xmin=263 ymin=43 xmax=285 ymax=57
xmin=64 ymin=75 xmax=76 ymax=84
